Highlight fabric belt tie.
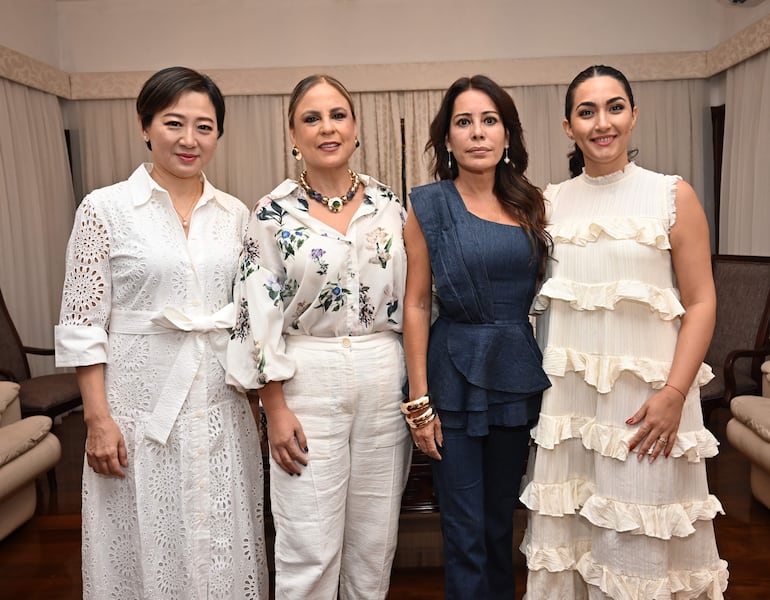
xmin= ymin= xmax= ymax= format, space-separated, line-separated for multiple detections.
xmin=109 ymin=304 xmax=235 ymax=445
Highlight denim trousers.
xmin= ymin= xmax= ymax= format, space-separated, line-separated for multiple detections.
xmin=432 ymin=422 xmax=531 ymax=600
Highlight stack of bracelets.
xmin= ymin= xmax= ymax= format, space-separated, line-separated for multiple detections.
xmin=401 ymin=394 xmax=436 ymax=429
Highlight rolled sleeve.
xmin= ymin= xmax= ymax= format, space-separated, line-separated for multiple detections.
xmin=54 ymin=324 xmax=108 ymax=367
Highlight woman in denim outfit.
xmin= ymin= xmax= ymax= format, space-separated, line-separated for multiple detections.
xmin=403 ymin=75 xmax=551 ymax=599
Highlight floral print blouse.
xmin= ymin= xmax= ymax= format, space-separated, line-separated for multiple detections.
xmin=226 ymin=174 xmax=406 ymax=390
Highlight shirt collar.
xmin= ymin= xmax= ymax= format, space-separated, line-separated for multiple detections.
xmin=128 ymin=163 xmax=232 ymax=213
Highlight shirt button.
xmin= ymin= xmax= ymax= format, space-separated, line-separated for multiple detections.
xmin=342 ymin=338 xmax=351 ymax=348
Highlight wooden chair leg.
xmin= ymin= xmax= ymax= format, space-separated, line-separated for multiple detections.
xmin=46 ymin=467 xmax=57 ymax=490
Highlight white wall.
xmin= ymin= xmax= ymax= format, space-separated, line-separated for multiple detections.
xmin=41 ymin=0 xmax=770 ymax=73
xmin=0 ymin=0 xmax=60 ymax=66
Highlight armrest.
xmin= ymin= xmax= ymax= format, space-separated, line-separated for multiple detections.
xmin=22 ymin=345 xmax=54 ymax=356
xmin=724 ymin=345 xmax=770 ymax=403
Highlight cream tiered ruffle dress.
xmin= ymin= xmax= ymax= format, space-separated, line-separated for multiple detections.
xmin=521 ymin=163 xmax=728 ymax=599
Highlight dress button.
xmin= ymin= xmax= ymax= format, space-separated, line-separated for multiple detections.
xmin=342 ymin=337 xmax=351 ymax=348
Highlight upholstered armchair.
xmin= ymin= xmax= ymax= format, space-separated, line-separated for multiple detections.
xmin=701 ymin=255 xmax=770 ymax=424
xmin=0 ymin=287 xmax=81 ymax=486
xmin=0 ymin=381 xmax=62 ymax=540
xmin=726 ymin=361 xmax=770 ymax=509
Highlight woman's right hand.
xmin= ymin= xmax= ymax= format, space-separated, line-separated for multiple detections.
xmin=265 ymin=406 xmax=309 ymax=475
xmin=85 ymin=415 xmax=128 ymax=478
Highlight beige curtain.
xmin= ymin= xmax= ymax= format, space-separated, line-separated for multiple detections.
xmin=62 ymin=98 xmax=150 ymax=201
xmin=0 ymin=78 xmax=75 ymax=375
xmin=65 ymin=78 xmax=710 ymax=215
xmin=721 ymin=48 xmax=770 ymax=256
xmin=207 ymin=94 xmax=288 ymax=207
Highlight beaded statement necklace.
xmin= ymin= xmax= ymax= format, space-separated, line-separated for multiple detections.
xmin=299 ymin=169 xmax=360 ymax=213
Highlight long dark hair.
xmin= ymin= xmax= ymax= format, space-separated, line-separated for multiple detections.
xmin=426 ymin=74 xmax=551 ymax=282
xmin=565 ymin=65 xmax=638 ymax=177
xmin=136 ymin=66 xmax=226 ymax=151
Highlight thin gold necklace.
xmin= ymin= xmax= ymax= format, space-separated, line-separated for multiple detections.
xmin=173 ymin=197 xmax=197 ymax=228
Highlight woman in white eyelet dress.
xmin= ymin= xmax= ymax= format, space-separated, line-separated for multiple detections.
xmin=54 ymin=67 xmax=267 ymax=600
xmin=521 ymin=65 xmax=728 ymax=599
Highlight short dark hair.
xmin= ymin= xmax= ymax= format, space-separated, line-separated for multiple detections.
xmin=287 ymin=74 xmax=356 ymax=129
xmin=136 ymin=66 xmax=226 ymax=150
xmin=564 ymin=65 xmax=637 ymax=177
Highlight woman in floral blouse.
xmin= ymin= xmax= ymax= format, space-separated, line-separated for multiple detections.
xmin=226 ymin=74 xmax=410 ymax=599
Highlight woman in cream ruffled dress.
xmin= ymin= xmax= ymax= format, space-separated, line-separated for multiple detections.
xmin=521 ymin=65 xmax=728 ymax=599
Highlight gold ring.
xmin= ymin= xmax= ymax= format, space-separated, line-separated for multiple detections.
xmin=658 ymin=437 xmax=668 ymax=444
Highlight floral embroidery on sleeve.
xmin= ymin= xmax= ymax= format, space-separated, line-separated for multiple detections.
xmin=240 ymin=237 xmax=261 ymax=281
xmin=231 ymin=299 xmax=251 ymax=341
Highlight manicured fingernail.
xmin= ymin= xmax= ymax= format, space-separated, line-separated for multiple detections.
xmin=629 ymin=443 xmax=635 ymax=451
xmin=304 ymin=446 xmax=309 ymax=453
xmin=625 ymin=418 xmax=634 ymax=425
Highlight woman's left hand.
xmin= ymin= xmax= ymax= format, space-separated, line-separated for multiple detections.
xmin=411 ymin=414 xmax=443 ymax=461
xmin=626 ymin=386 xmax=685 ymax=462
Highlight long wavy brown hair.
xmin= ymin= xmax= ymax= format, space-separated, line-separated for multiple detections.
xmin=426 ymin=74 xmax=552 ymax=282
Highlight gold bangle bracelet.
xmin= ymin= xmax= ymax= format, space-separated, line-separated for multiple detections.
xmin=401 ymin=394 xmax=430 ymax=415
xmin=406 ymin=407 xmax=435 ymax=429
xmin=407 ymin=406 xmax=433 ymax=425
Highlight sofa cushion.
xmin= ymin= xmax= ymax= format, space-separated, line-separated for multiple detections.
xmin=0 ymin=382 xmax=21 ymax=416
xmin=731 ymin=395 xmax=770 ymax=444
xmin=0 ymin=415 xmax=52 ymax=467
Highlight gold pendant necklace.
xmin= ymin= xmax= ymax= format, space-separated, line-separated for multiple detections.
xmin=173 ymin=198 xmax=197 ymax=228
xmin=299 ymin=169 xmax=360 ymax=213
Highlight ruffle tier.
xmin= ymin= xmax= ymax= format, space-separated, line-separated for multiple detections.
xmin=519 ymin=477 xmax=594 ymax=516
xmin=532 ymin=278 xmax=684 ymax=320
xmin=522 ymin=536 xmax=592 ymax=572
xmin=520 ymin=471 xmax=723 ymax=532
xmin=577 ymin=553 xmax=728 ymax=600
xmin=548 ymin=215 xmax=672 ymax=250
xmin=542 ymin=346 xmax=714 ymax=395
xmin=580 ymin=420 xmax=720 ymax=463
xmin=532 ymin=414 xmax=719 ymax=463
xmin=580 ymin=494 xmax=725 ymax=540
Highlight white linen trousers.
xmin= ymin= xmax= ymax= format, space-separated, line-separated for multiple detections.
xmin=270 ymin=331 xmax=411 ymax=600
